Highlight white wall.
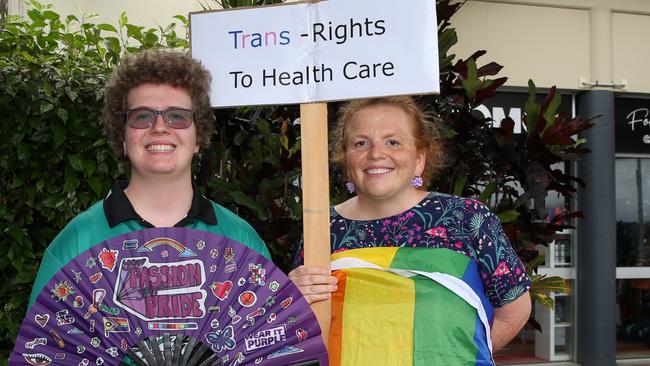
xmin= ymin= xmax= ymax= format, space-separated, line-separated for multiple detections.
xmin=613 ymin=11 xmax=650 ymax=93
xmin=451 ymin=1 xmax=590 ymax=90
xmin=451 ymin=0 xmax=650 ymax=93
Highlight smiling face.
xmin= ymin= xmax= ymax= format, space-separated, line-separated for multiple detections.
xmin=345 ymin=104 xmax=426 ymax=204
xmin=123 ymin=83 xmax=198 ymax=180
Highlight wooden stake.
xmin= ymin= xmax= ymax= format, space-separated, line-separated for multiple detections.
xmin=300 ymin=102 xmax=331 ymax=347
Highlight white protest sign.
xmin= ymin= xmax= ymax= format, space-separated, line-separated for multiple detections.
xmin=190 ymin=0 xmax=439 ymax=107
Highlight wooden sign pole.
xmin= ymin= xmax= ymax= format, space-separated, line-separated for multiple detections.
xmin=299 ymin=102 xmax=331 ymax=347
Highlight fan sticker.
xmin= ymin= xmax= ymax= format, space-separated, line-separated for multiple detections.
xmin=210 ymin=264 xmax=218 ymax=273
xmin=230 ymin=352 xmax=245 ymax=366
xmin=114 ymin=257 xmax=207 ymax=320
xmin=196 ymin=240 xmax=206 ymax=250
xmin=268 ymin=345 xmax=304 ymax=359
xmin=228 ymin=306 xmax=242 ymax=324
xmin=34 ymin=314 xmax=49 ymax=328
xmin=210 ymin=280 xmax=233 ymax=300
xmin=54 ymin=352 xmax=65 ymax=360
xmin=237 ymin=277 xmax=246 ymax=286
xmin=98 ymin=303 xmax=120 ymax=315
xmin=67 ymin=327 xmax=83 ymax=335
xmin=84 ymin=289 xmax=106 ymax=319
xmin=24 ymin=338 xmax=47 ymax=350
xmin=86 ymin=257 xmax=96 ymax=269
xmin=267 ymin=313 xmax=277 ymax=324
xmin=22 ymin=353 xmax=52 ymax=366
xmin=208 ymin=305 xmax=221 ymax=313
xmin=90 ymin=337 xmax=101 ymax=348
xmin=51 ymin=280 xmax=75 ymax=302
xmin=265 ymin=296 xmax=276 ymax=307
xmin=248 ymin=264 xmax=266 ymax=286
xmin=122 ymin=239 xmax=139 ymax=250
xmin=238 ymin=291 xmax=257 ymax=307
xmin=296 ymin=328 xmax=308 ymax=342
xmin=120 ymin=338 xmax=128 ymax=352
xmin=49 ymin=330 xmax=64 ymax=348
xmin=78 ymin=358 xmax=89 ymax=366
xmin=210 ymin=249 xmax=219 ymax=258
xmin=71 ymin=269 xmax=83 ymax=283
xmin=76 ymin=346 xmax=85 ymax=354
xmin=89 ymin=319 xmax=96 ymax=332
xmin=268 ymin=281 xmax=280 ymax=292
xmin=224 ymin=247 xmax=236 ymax=273
xmin=103 ymin=316 xmax=130 ymax=337
xmin=88 ymin=272 xmax=102 ymax=284
xmin=243 ymin=307 xmax=266 ymax=329
xmin=97 ymin=248 xmax=119 ymax=272
xmin=96 ymin=357 xmax=105 ymax=365
xmin=106 ymin=347 xmax=119 ymax=357
xmin=138 ymin=237 xmax=197 ymax=257
xmin=205 ymin=325 xmax=237 ymax=352
xmin=73 ymin=296 xmax=84 ymax=308
xmin=280 ymin=297 xmax=293 ymax=309
xmin=55 ymin=309 xmax=75 ymax=326
xmin=244 ymin=325 xmax=286 ymax=353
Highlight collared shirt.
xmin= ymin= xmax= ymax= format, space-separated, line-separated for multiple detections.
xmin=104 ymin=180 xmax=217 ymax=228
xmin=29 ymin=180 xmax=270 ymax=307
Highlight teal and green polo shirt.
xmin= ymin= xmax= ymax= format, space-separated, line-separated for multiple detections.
xmin=28 ymin=180 xmax=270 ymax=307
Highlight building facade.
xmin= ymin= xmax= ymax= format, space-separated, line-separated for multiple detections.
xmin=453 ymin=1 xmax=650 ymax=365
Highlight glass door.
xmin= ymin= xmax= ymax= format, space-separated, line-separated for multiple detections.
xmin=616 ymin=157 xmax=650 ymax=360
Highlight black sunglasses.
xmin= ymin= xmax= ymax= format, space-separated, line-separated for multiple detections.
xmin=124 ymin=108 xmax=195 ymax=129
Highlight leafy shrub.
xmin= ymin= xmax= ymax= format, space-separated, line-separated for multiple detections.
xmin=0 ymin=2 xmax=186 ymax=362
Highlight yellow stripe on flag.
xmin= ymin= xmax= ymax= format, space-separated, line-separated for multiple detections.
xmin=339 ymin=268 xmax=414 ymax=365
xmin=331 ymin=247 xmax=399 ymax=268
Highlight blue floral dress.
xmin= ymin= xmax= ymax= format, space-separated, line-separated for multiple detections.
xmin=294 ymin=192 xmax=531 ymax=307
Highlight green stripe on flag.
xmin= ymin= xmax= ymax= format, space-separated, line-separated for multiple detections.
xmin=392 ymin=247 xmax=470 ymax=277
xmin=412 ymin=276 xmax=478 ymax=366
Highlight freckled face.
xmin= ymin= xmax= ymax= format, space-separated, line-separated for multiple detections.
xmin=345 ymin=104 xmax=425 ymax=203
xmin=123 ymin=83 xmax=198 ymax=180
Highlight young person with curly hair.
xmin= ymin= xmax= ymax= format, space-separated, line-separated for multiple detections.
xmin=29 ymin=50 xmax=270 ymax=306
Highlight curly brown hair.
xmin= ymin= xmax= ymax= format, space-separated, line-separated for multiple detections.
xmin=103 ymin=50 xmax=214 ymax=158
xmin=331 ymin=96 xmax=445 ymax=187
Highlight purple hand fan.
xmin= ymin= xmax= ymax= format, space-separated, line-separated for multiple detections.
xmin=10 ymin=227 xmax=328 ymax=366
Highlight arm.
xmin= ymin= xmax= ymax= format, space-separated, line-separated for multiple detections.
xmin=288 ymin=265 xmax=338 ymax=304
xmin=491 ymin=291 xmax=532 ymax=352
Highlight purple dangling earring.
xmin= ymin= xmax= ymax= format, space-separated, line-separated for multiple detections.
xmin=411 ymin=175 xmax=423 ymax=188
xmin=345 ymin=181 xmax=355 ymax=193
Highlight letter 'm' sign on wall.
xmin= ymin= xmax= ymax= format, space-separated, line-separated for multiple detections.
xmin=190 ymin=0 xmax=439 ymax=107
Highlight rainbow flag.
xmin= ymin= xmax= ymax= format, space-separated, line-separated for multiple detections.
xmin=330 ymin=247 xmax=494 ymax=366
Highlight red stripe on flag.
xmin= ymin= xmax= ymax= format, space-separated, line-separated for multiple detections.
xmin=329 ymin=270 xmax=347 ymax=365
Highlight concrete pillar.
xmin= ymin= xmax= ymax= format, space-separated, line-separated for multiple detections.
xmin=576 ymin=90 xmax=617 ymax=366
xmin=576 ymin=6 xmax=617 ymax=366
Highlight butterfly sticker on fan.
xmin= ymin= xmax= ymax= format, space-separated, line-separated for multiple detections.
xmin=10 ymin=227 xmax=328 ymax=366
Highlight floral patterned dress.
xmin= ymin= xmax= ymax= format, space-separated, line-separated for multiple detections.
xmin=294 ymin=191 xmax=530 ymax=307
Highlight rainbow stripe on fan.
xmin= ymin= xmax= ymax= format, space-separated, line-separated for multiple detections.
xmin=329 ymin=247 xmax=495 ymax=366
xmin=147 ymin=322 xmax=198 ymax=330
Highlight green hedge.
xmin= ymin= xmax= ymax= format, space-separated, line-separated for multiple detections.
xmin=0 ymin=3 xmax=189 ymax=362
